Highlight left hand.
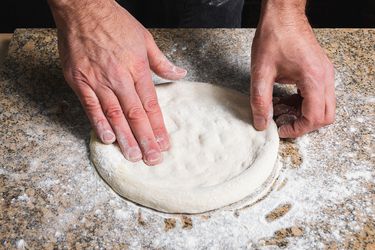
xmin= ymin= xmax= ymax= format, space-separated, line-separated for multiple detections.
xmin=250 ymin=2 xmax=336 ymax=138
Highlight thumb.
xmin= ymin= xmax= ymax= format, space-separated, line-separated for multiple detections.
xmin=250 ymin=66 xmax=275 ymax=131
xmin=145 ymin=33 xmax=187 ymax=80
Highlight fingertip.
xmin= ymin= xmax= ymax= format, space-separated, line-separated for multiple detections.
xmin=159 ymin=65 xmax=187 ymax=80
xmin=277 ymin=125 xmax=289 ymax=138
xmin=278 ymin=123 xmax=299 ymax=139
xmin=101 ymin=130 xmax=116 ymax=144
xmin=144 ymin=149 xmax=163 ymax=166
xmin=174 ymin=66 xmax=187 ymax=76
xmin=126 ymin=147 xmax=143 ymax=162
xmin=253 ymin=115 xmax=267 ymax=131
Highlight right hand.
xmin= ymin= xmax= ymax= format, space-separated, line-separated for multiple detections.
xmin=48 ymin=0 xmax=187 ymax=165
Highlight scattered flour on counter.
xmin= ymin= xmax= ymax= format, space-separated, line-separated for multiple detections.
xmin=16 ymin=239 xmax=26 ymax=250
xmin=17 ymin=194 xmax=29 ymax=202
xmin=3 ymin=72 xmax=372 ymax=248
xmin=145 ymin=131 xmax=374 ymax=249
xmin=11 ymin=126 xmax=371 ymax=249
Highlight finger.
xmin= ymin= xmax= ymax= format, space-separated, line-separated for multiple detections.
xmin=95 ymin=86 xmax=143 ymax=162
xmin=132 ymin=67 xmax=170 ymax=151
xmin=324 ymin=67 xmax=336 ymax=125
xmin=278 ymin=78 xmax=325 ymax=138
xmin=72 ymin=82 xmax=116 ymax=145
xmin=250 ymin=64 xmax=275 ymax=130
xmin=113 ymin=75 xmax=162 ymax=166
xmin=145 ymin=31 xmax=187 ymax=80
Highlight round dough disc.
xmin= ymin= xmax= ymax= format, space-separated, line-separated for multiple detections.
xmin=90 ymin=81 xmax=280 ymax=213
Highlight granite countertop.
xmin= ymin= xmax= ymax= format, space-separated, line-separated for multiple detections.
xmin=0 ymin=34 xmax=12 ymax=65
xmin=0 ymin=28 xmax=374 ymax=249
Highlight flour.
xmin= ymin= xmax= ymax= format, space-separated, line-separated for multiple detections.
xmin=2 ymin=70 xmax=373 ymax=248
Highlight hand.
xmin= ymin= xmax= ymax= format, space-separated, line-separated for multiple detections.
xmin=250 ymin=0 xmax=335 ymax=138
xmin=48 ymin=0 xmax=187 ymax=165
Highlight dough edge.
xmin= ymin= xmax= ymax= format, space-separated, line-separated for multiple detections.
xmin=90 ymin=81 xmax=280 ymax=214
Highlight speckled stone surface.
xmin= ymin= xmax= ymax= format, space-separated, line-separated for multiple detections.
xmin=0 ymin=29 xmax=374 ymax=249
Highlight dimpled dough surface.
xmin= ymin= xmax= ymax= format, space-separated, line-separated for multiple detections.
xmin=90 ymin=81 xmax=279 ymax=213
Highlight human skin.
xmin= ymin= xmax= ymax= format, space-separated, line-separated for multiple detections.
xmin=48 ymin=0 xmax=187 ymax=166
xmin=250 ymin=0 xmax=335 ymax=137
xmin=48 ymin=0 xmax=335 ymax=165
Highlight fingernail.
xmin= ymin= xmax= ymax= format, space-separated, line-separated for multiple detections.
xmin=127 ymin=147 xmax=142 ymax=162
xmin=156 ymin=135 xmax=170 ymax=151
xmin=174 ymin=66 xmax=187 ymax=75
xmin=102 ymin=130 xmax=115 ymax=143
xmin=145 ymin=150 xmax=162 ymax=164
xmin=254 ymin=116 xmax=266 ymax=129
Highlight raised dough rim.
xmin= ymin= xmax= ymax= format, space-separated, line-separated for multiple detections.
xmin=90 ymin=81 xmax=280 ymax=214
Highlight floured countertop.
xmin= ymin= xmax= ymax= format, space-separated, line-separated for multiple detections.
xmin=0 ymin=29 xmax=374 ymax=249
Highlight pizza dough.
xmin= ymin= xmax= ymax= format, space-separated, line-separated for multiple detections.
xmin=90 ymin=81 xmax=280 ymax=214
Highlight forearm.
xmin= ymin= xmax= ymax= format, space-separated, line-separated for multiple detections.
xmin=47 ymin=0 xmax=115 ymax=28
xmin=260 ymin=0 xmax=307 ymax=26
xmin=47 ymin=0 xmax=112 ymax=11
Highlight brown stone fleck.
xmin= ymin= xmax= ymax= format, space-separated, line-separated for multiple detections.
xmin=112 ymin=243 xmax=128 ymax=250
xmin=137 ymin=209 xmax=146 ymax=226
xmin=23 ymin=41 xmax=35 ymax=51
xmin=164 ymin=218 xmax=176 ymax=232
xmin=200 ymin=214 xmax=211 ymax=220
xmin=181 ymin=215 xmax=193 ymax=229
xmin=261 ymin=226 xmax=304 ymax=248
xmin=265 ymin=203 xmax=292 ymax=222
xmin=342 ymin=221 xmax=375 ymax=249
xmin=326 ymin=242 xmax=338 ymax=250
xmin=290 ymin=226 xmax=304 ymax=237
xmin=262 ymin=238 xmax=289 ymax=248
xmin=279 ymin=141 xmax=302 ymax=168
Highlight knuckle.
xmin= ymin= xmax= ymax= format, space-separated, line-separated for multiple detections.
xmin=279 ymin=125 xmax=296 ymax=139
xmin=251 ymin=94 xmax=265 ymax=107
xmin=251 ymin=96 xmax=269 ymax=115
xmin=138 ymin=136 xmax=158 ymax=149
xmin=68 ymin=68 xmax=91 ymax=85
xmin=251 ymin=62 xmax=273 ymax=78
xmin=144 ymin=98 xmax=160 ymax=113
xmin=153 ymin=127 xmax=167 ymax=137
xmin=94 ymin=118 xmax=108 ymax=130
xmin=116 ymin=133 xmax=132 ymax=148
xmin=126 ymin=106 xmax=145 ymax=121
xmin=81 ymin=94 xmax=99 ymax=111
xmin=251 ymin=66 xmax=261 ymax=79
xmin=294 ymin=118 xmax=312 ymax=135
xmin=132 ymin=59 xmax=149 ymax=76
xmin=105 ymin=106 xmax=124 ymax=120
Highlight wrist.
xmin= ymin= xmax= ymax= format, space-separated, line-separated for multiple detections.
xmin=259 ymin=0 xmax=307 ymax=27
